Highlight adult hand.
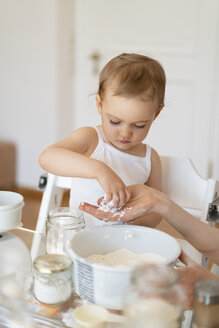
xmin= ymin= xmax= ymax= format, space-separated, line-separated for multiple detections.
xmin=176 ymin=252 xmax=219 ymax=310
xmin=79 ymin=184 xmax=161 ymax=222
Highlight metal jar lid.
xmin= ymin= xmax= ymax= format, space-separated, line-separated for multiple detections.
xmin=33 ymin=254 xmax=72 ymax=274
xmin=194 ymin=280 xmax=219 ymax=305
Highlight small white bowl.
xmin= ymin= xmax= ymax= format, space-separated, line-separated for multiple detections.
xmin=67 ymin=225 xmax=181 ymax=310
xmin=0 ymin=191 xmax=24 ymax=211
xmin=0 ymin=191 xmax=24 ymax=232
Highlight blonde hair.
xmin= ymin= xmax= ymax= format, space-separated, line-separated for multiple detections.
xmin=98 ymin=53 xmax=166 ymax=108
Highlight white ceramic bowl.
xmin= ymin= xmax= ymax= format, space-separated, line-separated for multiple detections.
xmin=0 ymin=191 xmax=24 ymax=211
xmin=67 ymin=225 xmax=181 ymax=310
xmin=0 ymin=191 xmax=24 ymax=232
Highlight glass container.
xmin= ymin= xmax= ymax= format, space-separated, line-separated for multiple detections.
xmin=0 ymin=277 xmax=36 ymax=328
xmin=123 ymin=263 xmax=185 ymax=328
xmin=46 ymin=207 xmax=85 ymax=256
xmin=33 ymin=254 xmax=72 ymax=305
xmin=192 ymin=280 xmax=219 ymax=327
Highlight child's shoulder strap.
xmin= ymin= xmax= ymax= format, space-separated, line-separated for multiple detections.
xmin=145 ymin=144 xmax=152 ymax=175
xmin=93 ymin=126 xmax=104 ymax=145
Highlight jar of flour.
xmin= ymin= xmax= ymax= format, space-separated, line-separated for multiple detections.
xmin=33 ymin=253 xmax=72 ymax=305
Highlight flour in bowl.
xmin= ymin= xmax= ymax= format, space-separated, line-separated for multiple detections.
xmin=86 ymin=248 xmax=165 ymax=267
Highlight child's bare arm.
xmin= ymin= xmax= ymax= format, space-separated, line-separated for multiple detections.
xmin=39 ymin=127 xmax=102 ymax=178
xmin=39 ymin=127 xmax=128 ymax=207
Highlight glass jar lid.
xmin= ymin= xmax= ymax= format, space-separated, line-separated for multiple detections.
xmin=194 ymin=280 xmax=219 ymax=305
xmin=33 ymin=254 xmax=72 ymax=274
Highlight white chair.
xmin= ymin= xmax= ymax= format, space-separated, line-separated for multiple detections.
xmin=35 ymin=174 xmax=72 ymax=234
xmin=160 ymin=156 xmax=219 ymax=266
xmin=160 ymin=156 xmax=219 ymax=328
xmin=160 ymin=156 xmax=219 ymax=223
xmin=31 ymin=174 xmax=72 ymax=259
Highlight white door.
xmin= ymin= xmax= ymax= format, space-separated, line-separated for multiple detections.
xmin=72 ymin=0 xmax=219 ymax=180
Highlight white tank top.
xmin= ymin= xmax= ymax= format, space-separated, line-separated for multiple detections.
xmin=70 ymin=127 xmax=152 ymax=227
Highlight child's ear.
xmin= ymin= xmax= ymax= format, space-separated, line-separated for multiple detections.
xmin=96 ymin=94 xmax=102 ymax=114
xmin=154 ymin=105 xmax=164 ymax=120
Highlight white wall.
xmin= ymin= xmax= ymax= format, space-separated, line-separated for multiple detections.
xmin=72 ymin=0 xmax=219 ymax=181
xmin=1 ymin=0 xmax=219 ymax=189
xmin=0 ymin=0 xmax=74 ymax=188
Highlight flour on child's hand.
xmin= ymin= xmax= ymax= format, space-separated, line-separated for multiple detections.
xmin=99 ymin=198 xmax=121 ymax=213
xmin=98 ymin=196 xmax=132 ymax=219
xmin=113 ymin=207 xmax=132 ymax=218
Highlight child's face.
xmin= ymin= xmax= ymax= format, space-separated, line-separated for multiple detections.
xmin=96 ymin=91 xmax=159 ymax=152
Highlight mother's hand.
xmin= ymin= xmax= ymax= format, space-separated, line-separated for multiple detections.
xmin=176 ymin=252 xmax=219 ymax=310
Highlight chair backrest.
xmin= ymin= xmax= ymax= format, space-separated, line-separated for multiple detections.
xmin=161 ymin=156 xmax=207 ymax=209
xmin=160 ymin=156 xmax=218 ymax=222
xmin=160 ymin=156 xmax=219 ymax=269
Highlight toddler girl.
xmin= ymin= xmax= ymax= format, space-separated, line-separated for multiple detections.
xmin=39 ymin=53 xmax=166 ymax=227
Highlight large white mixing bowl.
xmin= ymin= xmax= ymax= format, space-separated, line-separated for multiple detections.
xmin=67 ymin=225 xmax=181 ymax=310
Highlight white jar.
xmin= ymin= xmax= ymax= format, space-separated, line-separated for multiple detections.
xmin=46 ymin=207 xmax=85 ymax=256
xmin=33 ymin=254 xmax=72 ymax=305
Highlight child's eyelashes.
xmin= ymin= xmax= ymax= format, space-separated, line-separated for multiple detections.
xmin=134 ymin=125 xmax=146 ymax=129
xmin=110 ymin=120 xmax=120 ymax=125
xmin=109 ymin=120 xmax=147 ymax=129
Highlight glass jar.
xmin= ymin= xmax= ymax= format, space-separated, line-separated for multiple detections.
xmin=0 ymin=278 xmax=36 ymax=328
xmin=33 ymin=253 xmax=72 ymax=305
xmin=123 ymin=264 xmax=185 ymax=328
xmin=192 ymin=280 xmax=219 ymax=328
xmin=46 ymin=207 xmax=85 ymax=256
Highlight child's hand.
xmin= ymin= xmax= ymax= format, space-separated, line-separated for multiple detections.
xmin=96 ymin=165 xmax=130 ymax=208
